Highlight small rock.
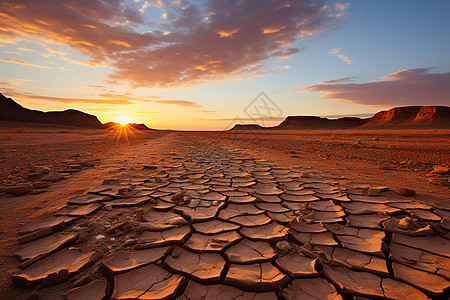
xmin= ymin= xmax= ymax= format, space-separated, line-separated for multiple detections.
xmin=124 ymin=239 xmax=135 ymax=246
xmin=4 ymin=184 xmax=32 ymax=196
xmin=41 ymin=173 xmax=62 ymax=182
xmin=431 ymin=164 xmax=450 ymax=175
xmin=36 ymin=166 xmax=51 ymax=174
xmin=276 ymin=241 xmax=292 ymax=253
xmin=143 ymin=165 xmax=158 ymax=170
xmin=25 ymin=173 xmax=42 ymax=180
xmin=95 ymin=235 xmax=105 ymax=241
xmin=428 ymin=177 xmax=449 ymax=186
xmin=105 ymin=204 xmax=113 ymax=211
xmin=32 ymin=181 xmax=50 ymax=189
xmin=395 ymin=188 xmax=416 ymax=197
xmin=367 ymin=188 xmax=380 ymax=196
xmin=372 ymin=138 xmax=380 ymax=141
xmin=182 ymin=195 xmax=192 ymax=205
xmin=397 ymin=217 xmax=413 ymax=230
xmin=212 ymin=200 xmax=220 ymax=206
xmin=187 ymin=199 xmax=200 ymax=208
xmin=171 ymin=191 xmax=185 ymax=203
xmin=77 ymin=229 xmax=89 ymax=243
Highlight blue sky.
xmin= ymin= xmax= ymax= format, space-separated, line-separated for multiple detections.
xmin=1 ymin=0 xmax=449 ymax=129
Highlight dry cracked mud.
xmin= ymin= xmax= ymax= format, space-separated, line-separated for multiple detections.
xmin=1 ymin=133 xmax=449 ymax=299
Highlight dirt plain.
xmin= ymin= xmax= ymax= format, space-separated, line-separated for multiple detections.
xmin=0 ymin=127 xmax=449 ymax=299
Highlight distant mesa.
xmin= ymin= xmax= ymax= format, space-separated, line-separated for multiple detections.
xmin=361 ymin=106 xmax=450 ymax=128
xmin=0 ymin=93 xmax=151 ymax=130
xmin=230 ymin=124 xmax=265 ymax=131
xmin=231 ymin=106 xmax=450 ymax=130
xmin=274 ymin=116 xmax=369 ymax=130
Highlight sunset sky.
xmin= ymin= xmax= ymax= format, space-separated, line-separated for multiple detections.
xmin=1 ymin=0 xmax=449 ymax=130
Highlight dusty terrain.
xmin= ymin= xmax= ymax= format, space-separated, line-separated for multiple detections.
xmin=217 ymin=129 xmax=450 ymax=203
xmin=0 ymin=127 xmax=448 ymax=299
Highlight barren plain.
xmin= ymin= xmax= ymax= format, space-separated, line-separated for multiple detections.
xmin=0 ymin=128 xmax=449 ymax=299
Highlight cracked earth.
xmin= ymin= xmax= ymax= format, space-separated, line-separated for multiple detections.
xmin=1 ymin=132 xmax=449 ymax=299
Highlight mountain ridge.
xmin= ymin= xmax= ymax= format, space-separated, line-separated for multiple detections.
xmin=0 ymin=93 xmax=152 ymax=129
xmin=231 ymin=106 xmax=450 ymax=130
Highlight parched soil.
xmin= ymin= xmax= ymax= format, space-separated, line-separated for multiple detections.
xmin=215 ymin=129 xmax=450 ymax=203
xmin=0 ymin=128 xmax=448 ymax=299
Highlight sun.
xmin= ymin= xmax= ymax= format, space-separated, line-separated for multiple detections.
xmin=116 ymin=116 xmax=132 ymax=126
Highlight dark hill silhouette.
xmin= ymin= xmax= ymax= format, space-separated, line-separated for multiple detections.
xmin=274 ymin=116 xmax=369 ymax=130
xmin=230 ymin=124 xmax=265 ymax=131
xmin=0 ymin=93 xmax=152 ymax=129
xmin=0 ymin=93 xmax=102 ymax=128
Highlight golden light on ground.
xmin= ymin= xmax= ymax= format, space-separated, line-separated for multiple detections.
xmin=116 ymin=116 xmax=133 ymax=125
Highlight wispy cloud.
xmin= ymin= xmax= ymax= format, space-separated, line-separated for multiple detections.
xmin=1 ymin=58 xmax=53 ymax=69
xmin=304 ymin=68 xmax=450 ymax=106
xmin=2 ymin=86 xmax=207 ymax=109
xmin=151 ymin=99 xmax=203 ymax=108
xmin=17 ymin=47 xmax=37 ymax=52
xmin=329 ymin=48 xmax=352 ymax=64
xmin=320 ymin=77 xmax=358 ymax=84
xmin=1 ymin=90 xmax=132 ymax=105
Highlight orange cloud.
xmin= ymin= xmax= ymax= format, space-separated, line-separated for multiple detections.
xmin=1 ymin=58 xmax=53 ymax=69
xmin=2 ymin=89 xmax=132 ymax=105
xmin=216 ymin=27 xmax=240 ymax=38
xmin=304 ymin=68 xmax=450 ymax=106
xmin=46 ymin=47 xmax=67 ymax=55
xmin=17 ymin=47 xmax=37 ymax=52
xmin=151 ymin=99 xmax=203 ymax=108
xmin=0 ymin=0 xmax=343 ymax=88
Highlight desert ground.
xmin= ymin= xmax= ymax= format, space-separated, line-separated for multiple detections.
xmin=0 ymin=127 xmax=449 ymax=299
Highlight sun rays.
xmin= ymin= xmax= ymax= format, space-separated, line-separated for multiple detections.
xmin=109 ymin=122 xmax=136 ymax=144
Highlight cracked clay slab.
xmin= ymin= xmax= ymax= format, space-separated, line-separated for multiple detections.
xmin=227 ymin=214 xmax=272 ymax=227
xmin=102 ymin=247 xmax=171 ymax=275
xmin=192 ymin=220 xmax=240 ymax=235
xmin=179 ymin=280 xmax=278 ymax=300
xmin=65 ymin=280 xmax=107 ymax=300
xmin=389 ymin=243 xmax=450 ymax=280
xmin=19 ymin=216 xmax=76 ymax=235
xmin=275 ymin=253 xmax=318 ymax=278
xmin=137 ymin=226 xmax=191 ymax=249
xmin=164 ymin=246 xmax=225 ymax=283
xmin=224 ymin=262 xmax=289 ymax=292
xmin=346 ymin=213 xmax=388 ymax=229
xmin=184 ymin=231 xmax=241 ymax=253
xmin=391 ymin=233 xmax=450 ymax=258
xmin=15 ymin=232 xmax=78 ymax=262
xmin=225 ymin=239 xmax=277 ymax=264
xmin=240 ymin=222 xmax=288 ymax=242
xmin=112 ymin=264 xmax=185 ymax=299
xmin=12 ymin=249 xmax=93 ymax=287
xmin=324 ymin=266 xmax=429 ymax=300
xmin=282 ymin=278 xmax=342 ymax=300
xmin=315 ymin=246 xmax=389 ymax=276
xmin=289 ymin=216 xmax=327 ymax=233
xmin=290 ymin=231 xmax=338 ymax=247
xmin=54 ymin=203 xmax=102 ymax=217
xmin=392 ymin=262 xmax=450 ymax=297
